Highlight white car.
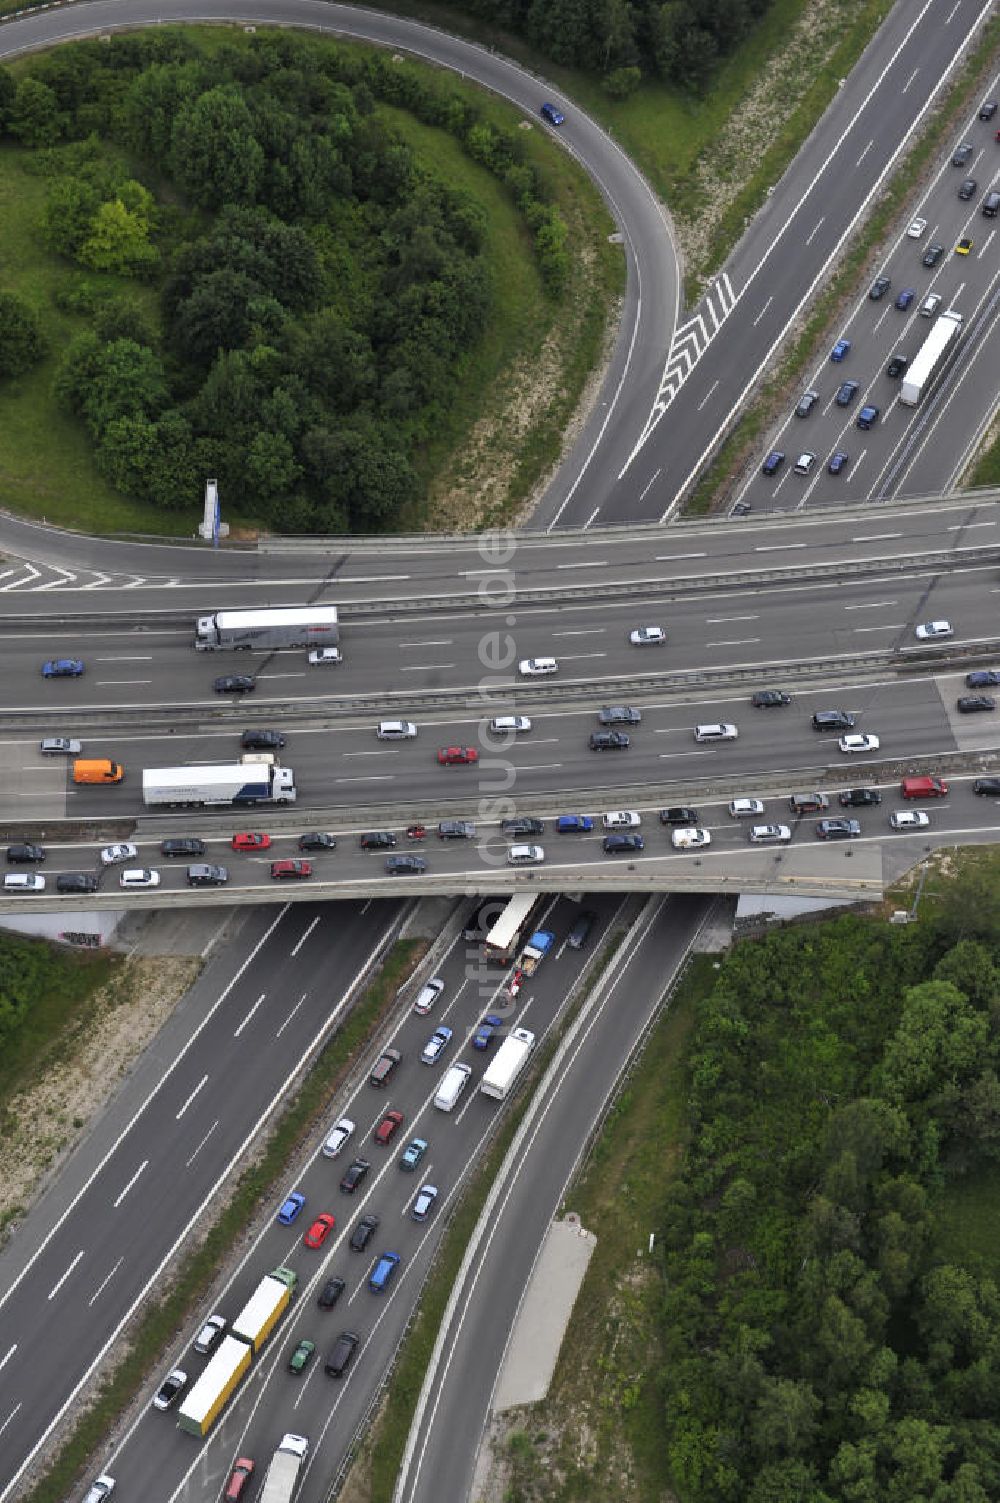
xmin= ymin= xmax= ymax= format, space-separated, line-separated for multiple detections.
xmin=602 ymin=810 xmax=641 ymax=829
xmin=308 ymin=647 xmax=342 ymax=666
xmin=839 ymin=734 xmax=881 ymax=754
xmin=920 ymin=292 xmax=942 ymax=318
xmin=748 ymin=824 xmax=792 ymax=843
xmin=421 ymin=1026 xmax=452 ymax=1065
xmin=193 ymin=1314 xmax=226 ymax=1355
xmin=907 ymin=216 xmax=927 ymax=238
xmin=100 ymin=842 xmax=138 ymax=866
xmin=694 ymin=723 xmax=738 ymax=742
xmin=40 ymin=737 xmax=82 ymax=755
xmin=793 ymin=451 xmax=816 ymax=476
xmin=489 ymin=715 xmax=531 ymax=734
xmin=83 ymin=1479 xmax=116 ymax=1503
xmin=507 ymin=843 xmax=545 ymax=865
xmin=321 ymin=1116 xmax=355 ymax=1158
xmin=518 ymin=657 xmax=558 ymax=676
xmin=376 ymin=720 xmax=417 ymax=739
xmin=412 ymin=977 xmax=445 ymax=1015
xmin=629 ymin=625 xmax=665 ymax=646
xmin=729 ymin=798 xmax=765 ymax=818
xmin=914 ymin=620 xmax=953 ymax=640
xmin=119 ymin=868 xmax=161 ymax=889
xmin=672 ymin=827 xmax=711 ymax=850
xmin=152 ymin=1368 xmax=187 ymax=1411
xmin=890 ymin=810 xmax=930 ymax=830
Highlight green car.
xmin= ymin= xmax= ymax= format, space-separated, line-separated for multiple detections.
xmin=288 ymin=1338 xmax=315 ymax=1375
xmin=399 ymin=1137 xmax=428 ymax=1172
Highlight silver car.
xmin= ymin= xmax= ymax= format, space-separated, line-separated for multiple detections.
xmin=40 ymin=737 xmax=82 ymax=755
xmin=100 ymin=843 xmax=138 ymax=866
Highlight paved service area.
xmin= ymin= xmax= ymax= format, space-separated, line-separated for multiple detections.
xmin=493 ymin=1214 xmax=598 ymax=1411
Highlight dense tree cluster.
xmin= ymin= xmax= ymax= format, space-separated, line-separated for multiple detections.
xmin=444 ymin=0 xmax=776 ymax=93
xmin=661 ymin=914 xmax=1000 ymax=1501
xmin=0 ymin=29 xmax=569 ymax=529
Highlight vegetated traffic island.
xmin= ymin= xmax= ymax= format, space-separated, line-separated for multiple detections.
xmin=0 ymin=26 xmax=619 ymax=536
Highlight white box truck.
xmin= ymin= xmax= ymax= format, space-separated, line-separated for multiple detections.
xmin=480 ymin=1027 xmax=535 ymax=1101
xmin=259 ymin=1432 xmax=309 ymax=1503
xmin=899 ymin=310 xmax=962 ymax=405
xmin=434 ymin=1061 xmax=472 ymax=1112
xmin=195 ymin=607 xmax=338 ymax=651
xmin=142 ymin=764 xmax=297 ymax=808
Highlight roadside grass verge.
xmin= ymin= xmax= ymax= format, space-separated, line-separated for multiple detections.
xmin=21 ymin=935 xmax=427 ymax=1503
xmin=685 ymin=12 xmax=1000 ymax=516
xmin=0 ymin=944 xmax=118 ymax=1111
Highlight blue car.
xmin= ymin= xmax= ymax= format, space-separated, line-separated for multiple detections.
xmin=399 ymin=1137 xmax=428 ymax=1172
xmin=556 ymin=814 xmax=594 ymax=833
xmin=42 ymin=658 xmax=84 ymax=678
xmin=472 ymin=1014 xmax=503 ymax=1050
xmin=856 ymin=404 xmax=879 ymax=430
xmin=761 ymin=450 xmax=785 ymax=476
xmin=369 ymin=1251 xmax=401 ymax=1293
xmin=895 ymin=287 xmax=915 ymax=310
xmin=828 ymin=451 xmax=849 ymax=475
xmin=831 ymin=338 xmax=851 ymax=361
xmin=835 ymin=380 xmax=859 ymax=407
xmin=540 ymin=101 xmax=565 ymax=126
xmin=277 ymin=1191 xmax=306 ymax=1225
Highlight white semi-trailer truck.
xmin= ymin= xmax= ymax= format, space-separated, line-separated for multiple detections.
xmin=142 ymin=764 xmax=297 ymax=807
xmin=259 ymin=1433 xmax=309 ymax=1503
xmin=899 ymin=310 xmax=963 ymax=405
xmin=195 ymin=607 xmax=338 ymax=651
xmin=480 ymin=1027 xmax=535 ymax=1101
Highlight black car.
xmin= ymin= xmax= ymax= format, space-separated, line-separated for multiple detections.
xmin=660 ymin=806 xmax=699 ymax=825
xmin=762 ymin=450 xmax=785 ymax=477
xmin=974 ymin=778 xmax=1000 ymax=795
xmin=812 ymin=710 xmax=856 ymax=730
xmin=298 ymin=832 xmax=336 ymax=851
xmin=966 ymin=670 xmax=1000 ymax=687
xmin=795 ymin=389 xmax=819 ymax=417
xmin=589 ymin=731 xmax=629 ymax=751
xmin=869 ymin=275 xmax=891 ymax=300
xmin=7 ymin=843 xmax=46 ymax=864
xmin=958 ymin=177 xmax=978 ymax=200
xmin=751 ymin=690 xmax=791 ymax=708
xmin=922 ymin=242 xmax=945 ymax=267
xmin=838 ymin=788 xmax=883 ymax=808
xmin=952 ymin=142 xmax=974 ymax=166
xmin=500 ymin=817 xmax=544 ymax=836
xmin=359 ymin=831 xmax=396 ymax=850
xmin=980 ymin=100 xmax=998 ymax=120
xmin=187 ymin=864 xmax=228 ymax=887
xmin=339 ymin=1158 xmax=371 ymax=1194
xmin=603 ymin=833 xmax=643 ymax=854
xmin=349 ymin=1213 xmax=379 ymax=1251
xmin=324 ymin=1330 xmax=360 ymax=1377
xmin=213 ymin=675 xmax=255 ymax=694
xmin=958 ymin=695 xmax=996 ymax=713
xmin=437 ymin=820 xmax=476 ymax=839
xmin=567 ymin=910 xmax=596 ymax=950
xmin=815 ymin=818 xmax=862 ymax=840
xmin=57 ymin=872 xmax=99 ymax=893
xmin=386 ymin=855 xmax=426 ymax=875
xmin=598 ymin=706 xmax=642 ymax=725
xmin=886 ymin=354 xmax=908 ymax=379
xmin=318 ymin=1277 xmax=346 ymax=1309
xmin=160 ymin=837 xmax=205 ymax=858
xmin=240 ymin=728 xmax=285 ymax=750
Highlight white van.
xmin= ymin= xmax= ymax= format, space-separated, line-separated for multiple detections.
xmin=377 ymin=720 xmax=417 ymax=740
xmin=434 ymin=1062 xmax=472 ymax=1112
xmin=602 ymin=810 xmax=641 ymax=829
xmin=3 ymin=873 xmax=45 ymax=893
xmin=694 ymin=723 xmax=738 ymax=742
xmin=507 ymin=844 xmax=544 ymax=865
xmin=489 ymin=715 xmax=531 ymax=734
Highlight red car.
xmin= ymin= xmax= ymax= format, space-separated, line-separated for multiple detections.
xmin=270 ymin=859 xmax=312 ymax=880
xmin=374 ymin=1108 xmax=404 ymax=1145
xmin=303 ymin=1212 xmax=336 ymax=1249
xmin=225 ymin=1459 xmax=255 ymax=1500
xmin=231 ymin=832 xmax=271 ymax=852
xmin=437 ymin=746 xmax=479 ymax=765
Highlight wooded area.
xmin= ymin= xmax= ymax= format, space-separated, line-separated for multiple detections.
xmin=0 ymin=31 xmax=571 ymax=531
xmin=661 ymin=903 xmax=1000 ymax=1502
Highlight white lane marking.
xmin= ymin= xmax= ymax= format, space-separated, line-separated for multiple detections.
xmin=856 ymin=139 xmax=874 ymax=166
xmin=555 ymin=560 xmax=607 ymax=569
xmin=398 ymin=639 xmax=454 ymax=647
xmin=654 ymin=551 xmax=708 ymax=561
xmin=755 ymin=542 xmax=807 ymax=552
xmin=638 ymin=468 xmax=661 ymax=500
xmin=290 ymin=916 xmax=321 ymax=957
xmin=112 ymin=1161 xmax=148 ymax=1209
xmin=335 ymin=574 xmax=410 ymax=582
xmin=852 ymin=532 xmax=902 ymax=541
xmin=46 ymin=1244 xmax=83 ymax=1304
xmin=184 ymin=1121 xmax=219 ymax=1170
xmin=399 ymin=664 xmax=456 ymax=672
xmin=751 ymin=297 xmax=773 ymax=327
xmin=276 ymin=992 xmax=309 ymax=1039
xmin=556 ymin=652 xmax=608 ymax=661
xmin=696 ymin=380 xmax=720 ymax=410
xmin=854 ymin=623 xmax=906 ymax=632
xmin=658 ymin=749 xmax=715 ymax=759
xmin=584 ymin=506 xmax=601 ymax=528
xmin=948 ymin=521 xmax=995 ymax=530
xmin=509 ymin=763 xmax=563 ymax=772
xmin=804 ymin=216 xmax=826 ymax=246
xmin=844 ymin=600 xmax=898 ymax=610
xmin=0 ymin=1405 xmax=21 ymax=1440
xmin=343 ymin=750 xmax=396 ymax=758
xmin=95 ymin=655 xmax=153 ymax=662
xmin=95 ymin=679 xmax=151 ymax=686
xmin=705 ymin=614 xmax=758 ymax=623
xmin=233 ymin=992 xmax=267 ymax=1038
xmin=0 ymin=1346 xmax=16 ymax=1375
xmin=88 ymin=1258 xmax=123 ymax=1308
xmin=552 ymin=627 xmax=605 ymax=636
xmin=706 ymin=637 xmax=761 ymax=647
xmin=175 ymin=1076 xmax=208 ymax=1120
xmin=901 ymin=66 xmax=920 ymax=92
xmin=338 ymin=774 xmax=395 ymax=783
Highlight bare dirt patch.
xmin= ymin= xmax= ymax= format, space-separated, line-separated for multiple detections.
xmin=0 ymin=954 xmax=201 ymax=1228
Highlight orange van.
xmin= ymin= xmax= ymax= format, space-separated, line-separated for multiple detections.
xmin=72 ymin=759 xmax=124 ymax=785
